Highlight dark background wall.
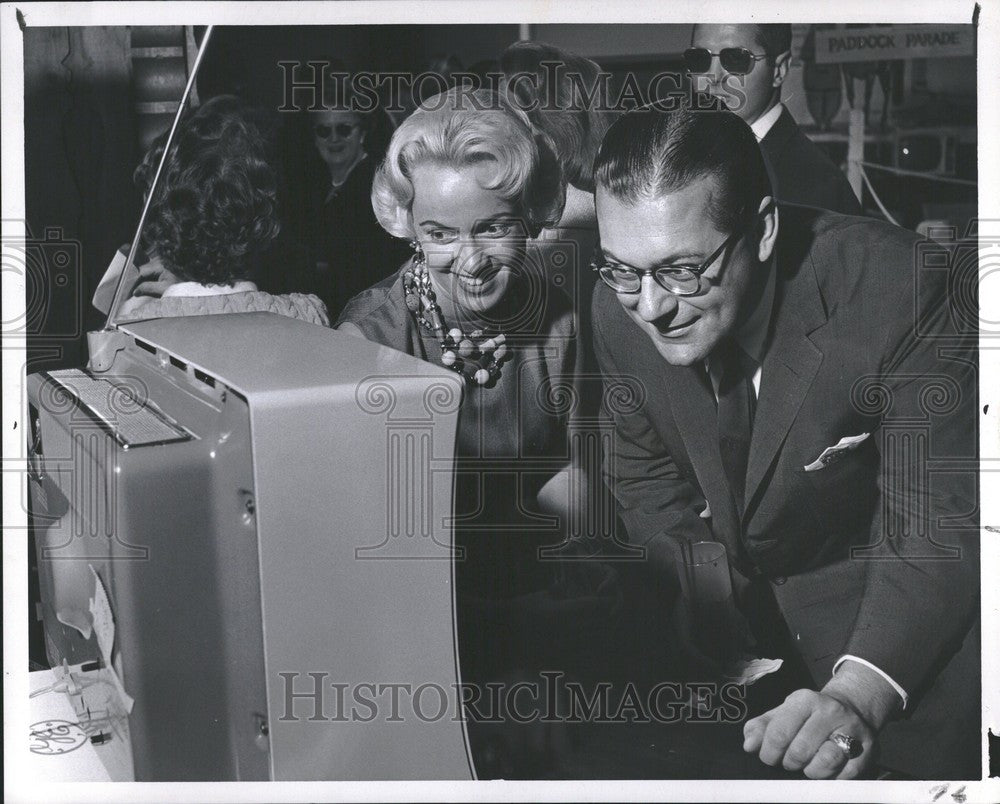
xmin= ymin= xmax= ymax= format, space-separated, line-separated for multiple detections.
xmin=24 ymin=27 xmax=140 ymax=371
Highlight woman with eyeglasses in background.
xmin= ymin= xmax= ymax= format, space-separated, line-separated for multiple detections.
xmin=282 ymin=65 xmax=411 ymax=318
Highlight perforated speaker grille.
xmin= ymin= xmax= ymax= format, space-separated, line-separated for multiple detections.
xmin=45 ymin=369 xmax=192 ymax=447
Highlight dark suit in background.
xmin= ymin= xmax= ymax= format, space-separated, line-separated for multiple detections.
xmin=759 ymin=107 xmax=863 ymax=216
xmin=592 ymin=204 xmax=978 ymax=779
xmin=286 ymin=154 xmax=411 ymax=319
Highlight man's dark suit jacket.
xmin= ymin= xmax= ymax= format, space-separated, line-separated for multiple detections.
xmin=592 ymin=205 xmax=978 ymax=779
xmin=759 ymin=107 xmax=863 ymax=216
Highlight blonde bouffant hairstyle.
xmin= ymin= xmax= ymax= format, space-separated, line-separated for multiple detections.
xmin=371 ymin=87 xmax=566 ymax=240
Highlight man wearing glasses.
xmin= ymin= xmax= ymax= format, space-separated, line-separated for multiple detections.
xmin=686 ymin=23 xmax=862 ymax=215
xmin=590 ymin=102 xmax=977 ymax=779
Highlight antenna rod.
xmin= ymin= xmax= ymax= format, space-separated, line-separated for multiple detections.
xmin=102 ymin=25 xmax=215 ymax=330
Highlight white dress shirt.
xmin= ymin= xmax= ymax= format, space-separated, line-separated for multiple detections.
xmin=750 ymin=102 xmax=785 ymax=143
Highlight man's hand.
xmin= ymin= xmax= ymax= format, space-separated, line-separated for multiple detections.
xmin=742 ymin=660 xmax=902 ymax=779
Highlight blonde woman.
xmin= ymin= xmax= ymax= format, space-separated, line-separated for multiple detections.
xmin=337 ymin=87 xmax=621 ymax=776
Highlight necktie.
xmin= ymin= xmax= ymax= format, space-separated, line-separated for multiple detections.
xmin=716 ymin=338 xmax=757 ymax=512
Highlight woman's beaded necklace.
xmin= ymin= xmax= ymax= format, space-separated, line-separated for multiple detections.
xmin=402 ymin=252 xmax=510 ymax=387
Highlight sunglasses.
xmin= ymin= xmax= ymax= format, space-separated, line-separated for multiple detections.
xmin=683 ymin=47 xmax=769 ymax=76
xmin=313 ymin=122 xmax=359 ymax=139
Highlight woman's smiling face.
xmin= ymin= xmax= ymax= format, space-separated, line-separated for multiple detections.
xmin=410 ymin=161 xmax=528 ymax=320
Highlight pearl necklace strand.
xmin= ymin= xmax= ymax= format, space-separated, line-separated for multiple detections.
xmin=402 ymin=253 xmax=510 ymax=387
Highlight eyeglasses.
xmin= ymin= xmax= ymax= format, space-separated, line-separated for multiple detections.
xmin=313 ymin=122 xmax=358 ymax=139
xmin=592 ymin=229 xmax=744 ymax=296
xmin=683 ymin=47 xmax=769 ymax=76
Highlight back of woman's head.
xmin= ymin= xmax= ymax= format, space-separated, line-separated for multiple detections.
xmin=135 ymin=95 xmax=280 ymax=284
xmin=371 ymin=87 xmax=565 ymax=239
xmin=500 ymin=41 xmax=616 ymax=194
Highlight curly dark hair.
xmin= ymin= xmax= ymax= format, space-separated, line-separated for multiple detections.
xmin=134 ymin=95 xmax=280 ymax=285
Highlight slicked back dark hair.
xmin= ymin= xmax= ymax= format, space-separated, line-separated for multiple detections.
xmin=593 ymin=96 xmax=772 ymax=234
xmin=752 ymin=23 xmax=793 ymax=62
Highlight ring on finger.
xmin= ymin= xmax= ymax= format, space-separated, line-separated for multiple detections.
xmin=828 ymin=731 xmax=863 ymax=759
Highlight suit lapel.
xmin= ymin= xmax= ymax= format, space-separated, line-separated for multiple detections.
xmin=744 ymin=217 xmax=828 ymax=513
xmin=744 ymin=321 xmax=822 ymax=511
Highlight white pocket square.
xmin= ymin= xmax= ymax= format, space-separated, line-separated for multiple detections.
xmin=803 ymin=432 xmax=870 ymax=472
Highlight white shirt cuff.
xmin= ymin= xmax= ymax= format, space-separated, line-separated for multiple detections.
xmin=833 ymin=655 xmax=909 ymax=710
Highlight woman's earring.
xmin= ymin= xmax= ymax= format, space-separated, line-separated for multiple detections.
xmin=410 ymin=240 xmax=425 ymax=264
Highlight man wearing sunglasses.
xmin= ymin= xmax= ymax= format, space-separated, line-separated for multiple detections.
xmin=590 ymin=101 xmax=977 ymax=780
xmin=687 ymin=23 xmax=861 ymax=215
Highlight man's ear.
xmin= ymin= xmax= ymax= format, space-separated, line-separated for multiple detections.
xmin=756 ymin=196 xmax=779 ymax=263
xmin=772 ymin=50 xmax=791 ymax=89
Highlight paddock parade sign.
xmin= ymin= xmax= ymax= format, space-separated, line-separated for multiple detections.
xmin=815 ymin=25 xmax=974 ymax=63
